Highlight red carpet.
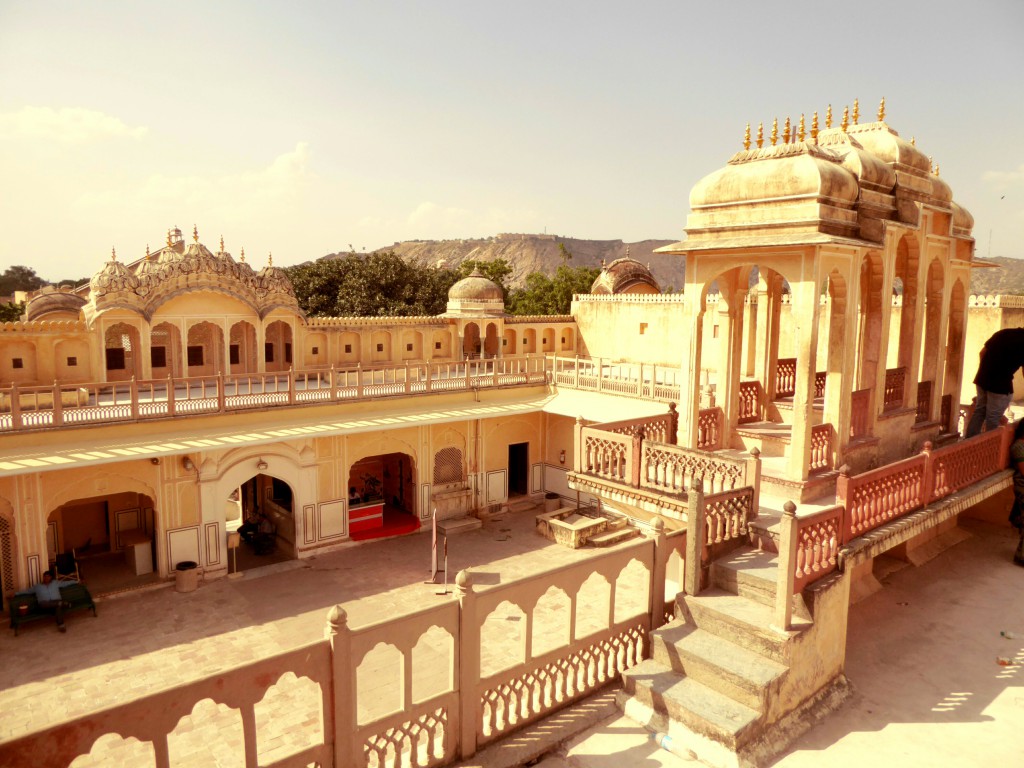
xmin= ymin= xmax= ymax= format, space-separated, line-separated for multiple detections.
xmin=349 ymin=507 xmax=421 ymax=541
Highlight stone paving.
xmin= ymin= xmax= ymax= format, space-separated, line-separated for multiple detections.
xmin=0 ymin=505 xmax=649 ymax=765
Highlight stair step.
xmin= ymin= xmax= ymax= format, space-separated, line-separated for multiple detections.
xmin=651 ymin=624 xmax=787 ymax=710
xmin=713 ymin=548 xmax=778 ymax=606
xmin=680 ymin=589 xmax=806 ymax=664
xmin=588 ymin=529 xmax=637 ymax=547
xmin=436 ymin=516 xmax=483 ymax=535
xmin=621 ymin=658 xmax=760 ymax=749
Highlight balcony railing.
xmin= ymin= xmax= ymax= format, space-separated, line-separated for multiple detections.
xmin=549 ymin=356 xmax=681 ymax=402
xmin=883 ymin=366 xmax=906 ymax=410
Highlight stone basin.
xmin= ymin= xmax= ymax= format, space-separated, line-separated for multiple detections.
xmin=535 ymin=507 xmax=611 ymax=549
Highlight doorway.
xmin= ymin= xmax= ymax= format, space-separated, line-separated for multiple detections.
xmin=508 ymin=442 xmax=529 ymax=498
xmin=226 ymin=473 xmax=295 ymax=572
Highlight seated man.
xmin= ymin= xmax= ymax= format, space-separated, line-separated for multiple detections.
xmin=254 ymin=514 xmax=276 ymax=555
xmin=29 ymin=570 xmax=76 ymax=633
xmin=348 ymin=486 xmax=361 ymax=505
xmin=237 ymin=510 xmax=260 ymax=543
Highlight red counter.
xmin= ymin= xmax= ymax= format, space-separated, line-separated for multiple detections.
xmin=349 ymin=501 xmax=384 ymax=534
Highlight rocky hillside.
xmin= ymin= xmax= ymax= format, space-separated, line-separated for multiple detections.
xmin=967 ymin=256 xmax=1024 ymax=296
xmin=334 ymin=234 xmax=685 ymax=291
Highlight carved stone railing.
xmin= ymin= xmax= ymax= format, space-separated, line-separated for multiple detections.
xmin=738 ymin=380 xmax=764 ymax=424
xmin=850 ymin=388 xmax=871 ymax=440
xmin=883 ymin=366 xmax=906 ymax=410
xmin=0 ymin=530 xmax=686 ymax=768
xmin=549 ymin=355 xmax=681 ymax=403
xmin=696 ymin=407 xmax=723 ymax=450
xmin=683 ymin=481 xmax=757 ymax=596
xmin=600 ymin=407 xmax=678 ymax=445
xmin=810 ymin=423 xmax=834 ymax=473
xmin=640 ymin=441 xmax=760 ymax=497
xmin=0 ymin=356 xmax=549 ymax=433
xmin=776 ymin=501 xmax=843 ymax=628
xmin=775 ymin=358 xmax=797 ymax=398
xmin=916 ymin=380 xmax=933 ymax=424
xmin=814 ymin=371 xmax=827 ymax=400
xmin=578 ymin=428 xmax=637 ymax=487
xmin=926 ymin=426 xmax=1012 ymax=501
xmin=836 ymin=454 xmax=927 ymax=541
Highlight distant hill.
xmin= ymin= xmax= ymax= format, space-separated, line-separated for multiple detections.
xmin=326 ymin=234 xmax=684 ymax=291
xmin=968 ymin=256 xmax=1024 ymax=296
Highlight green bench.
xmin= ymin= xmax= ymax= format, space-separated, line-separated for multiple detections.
xmin=9 ymin=583 xmax=97 ymax=635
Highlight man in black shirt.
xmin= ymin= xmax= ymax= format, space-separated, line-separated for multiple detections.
xmin=965 ymin=327 xmax=1024 ymax=437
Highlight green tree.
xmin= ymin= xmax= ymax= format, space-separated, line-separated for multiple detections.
xmin=0 ymin=265 xmax=46 ymax=296
xmin=507 ymin=265 xmax=600 ymax=316
xmin=0 ymin=302 xmax=24 ymax=322
xmin=458 ymin=258 xmax=513 ymax=301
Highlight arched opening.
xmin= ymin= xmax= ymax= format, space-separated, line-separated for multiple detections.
xmin=226 ymin=473 xmax=296 ymax=571
xmin=0 ymin=506 xmax=17 ymax=613
xmin=104 ymin=322 xmax=141 ymax=382
xmin=560 ymin=328 xmax=574 ymax=353
xmin=541 ymin=328 xmax=555 ymax=352
xmin=347 ymin=452 xmax=419 ymax=541
xmin=462 ymin=323 xmax=481 ymax=359
xmin=230 ymin=321 xmax=258 ymax=374
xmin=150 ymin=322 xmax=182 ymax=378
xmin=265 ymin=320 xmax=293 ymax=372
xmin=502 ymin=329 xmax=517 ymax=355
xmin=46 ymin=491 xmax=158 ymax=595
xmin=339 ymin=331 xmax=360 ymax=365
xmin=431 ymin=330 xmax=451 ymax=359
xmin=941 ymin=279 xmax=967 ymax=429
xmin=522 ymin=328 xmax=537 ymax=354
xmin=370 ymin=330 xmax=391 ymax=363
xmin=186 ymin=321 xmax=224 ymax=376
xmin=402 ymin=330 xmax=423 ymax=361
xmin=856 ymin=253 xmax=885 ymax=391
xmin=483 ymin=323 xmax=499 ymax=358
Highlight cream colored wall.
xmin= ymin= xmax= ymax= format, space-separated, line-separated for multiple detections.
xmin=572 ymin=299 xmax=685 ymax=365
xmin=961 ymin=302 xmax=1024 ymax=405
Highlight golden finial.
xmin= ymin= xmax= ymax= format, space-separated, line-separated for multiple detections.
xmin=853 ymin=98 xmax=860 ymax=125
xmin=166 ymin=229 xmax=172 ymax=247
xmin=756 ymin=122 xmax=764 ymax=149
xmin=268 ymin=253 xmax=273 ymax=266
xmin=192 ymin=225 xmax=199 ymax=243
xmin=877 ymin=97 xmax=886 ymax=122
xmin=145 ymin=244 xmax=151 ymax=260
xmin=219 ymin=235 xmax=225 ymax=253
xmin=910 ymin=136 xmax=916 ymax=146
xmin=826 ymin=104 xmax=833 ymax=129
xmin=783 ymin=116 xmax=791 ymax=145
xmin=811 ymin=111 xmax=819 ymax=142
xmin=841 ymin=106 xmax=849 ymax=133
xmin=798 ymin=114 xmax=806 ymax=143
xmin=743 ymin=122 xmax=751 ymax=151
xmin=111 ymin=247 xmax=117 ymax=262
xmin=929 ymin=156 xmax=934 ymax=173
xmin=240 ymin=247 xmax=245 ymax=263
xmin=934 ymin=163 xmax=940 ymax=176
xmin=771 ymin=117 xmax=778 ymax=146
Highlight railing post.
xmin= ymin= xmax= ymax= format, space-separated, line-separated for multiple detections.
xmin=574 ymin=415 xmax=585 ymax=472
xmin=457 ymin=570 xmax=479 ymax=760
xmin=774 ymin=501 xmax=798 ymax=632
xmin=631 ymin=428 xmax=643 ymax=488
xmin=287 ymin=367 xmax=296 ymax=404
xmin=166 ymin=374 xmax=176 ymax=416
xmin=684 ymin=479 xmax=705 ymax=595
xmin=217 ymin=373 xmax=226 ymax=412
xmin=426 ymin=362 xmax=433 ymax=392
xmin=920 ymin=441 xmax=934 ymax=507
xmin=465 ymin=359 xmax=472 ymax=390
xmin=403 ymin=362 xmax=411 ymax=394
xmin=9 ymin=383 xmax=20 ymax=430
xmin=749 ymin=446 xmax=761 ymax=519
xmin=574 ymin=355 xmax=580 ymax=388
xmin=668 ymin=402 xmax=679 ymax=446
xmin=329 ymin=364 xmax=337 ymax=401
xmin=493 ymin=358 xmax=499 ymax=387
xmin=51 ymin=380 xmax=63 ymax=426
xmin=596 ymin=357 xmax=603 ymax=392
xmin=357 ymin=363 xmax=364 ymax=398
xmin=638 ymin=363 xmax=644 ymax=398
xmin=326 ymin=605 xmax=356 ymax=768
xmin=129 ymin=376 xmax=139 ymax=420
xmin=650 ymin=517 xmax=668 ymax=629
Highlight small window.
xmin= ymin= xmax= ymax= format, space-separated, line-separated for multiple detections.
xmin=639 ymin=323 xmax=648 ymax=335
xmin=265 ymin=343 xmax=274 ymax=362
xmin=151 ymin=346 xmax=167 ymax=368
xmin=561 ymin=336 xmax=566 ymax=344
xmin=542 ymin=338 xmax=549 ymax=346
xmin=187 ymin=346 xmax=204 ymax=367
xmin=66 ymin=356 xmax=77 ymax=367
xmin=345 ymin=344 xmax=352 ymax=353
xmin=434 ymin=341 xmax=441 ymax=350
xmin=376 ymin=343 xmax=384 ymax=353
xmin=406 ymin=343 xmax=413 ymax=352
xmin=11 ymin=358 xmax=23 ymax=369
xmin=502 ymin=339 xmax=507 ymax=346
xmin=106 ymin=348 xmax=126 ymax=370
xmin=284 ymin=343 xmax=292 ymax=364
xmin=713 ymin=325 xmax=720 ymax=339
xmin=229 ymin=344 xmax=240 ymax=365
xmin=311 ymin=346 xmax=319 ymax=355
xmin=522 ymin=338 xmax=527 ymax=345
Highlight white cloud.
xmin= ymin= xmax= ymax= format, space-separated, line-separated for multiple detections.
xmin=982 ymin=163 xmax=1024 ymax=190
xmin=0 ymin=106 xmax=147 ymax=143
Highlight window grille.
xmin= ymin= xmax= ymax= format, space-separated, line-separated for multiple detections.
xmin=433 ymin=447 xmax=463 ymax=485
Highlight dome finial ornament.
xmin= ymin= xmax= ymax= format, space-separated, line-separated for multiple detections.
xmin=929 ymin=156 xmax=934 ymax=173
xmin=783 ymin=116 xmax=791 ymax=145
xmin=853 ymin=98 xmax=860 ymax=125
xmin=935 ymin=163 xmax=940 ymax=177
xmin=240 ymin=247 xmax=246 ymax=263
xmin=841 ymin=105 xmax=849 ymax=133
xmin=192 ymin=225 xmax=199 ymax=243
xmin=877 ymin=96 xmax=886 ymax=122
xmin=219 ymin=235 xmax=225 ymax=253
xmin=166 ymin=229 xmax=172 ymax=247
xmin=810 ymin=111 xmax=819 ymax=142
xmin=798 ymin=113 xmax=806 ymax=143
xmin=111 ymin=247 xmax=117 ymax=262
xmin=770 ymin=117 xmax=778 ymax=146
xmin=145 ymin=244 xmax=151 ymax=260
xmin=268 ymin=252 xmax=273 ymax=267
xmin=826 ymin=104 xmax=833 ymax=129
xmin=910 ymin=135 xmax=916 ymax=146
xmin=743 ymin=122 xmax=751 ymax=151
xmin=756 ymin=121 xmax=764 ymax=149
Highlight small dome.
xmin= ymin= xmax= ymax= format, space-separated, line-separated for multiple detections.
xmin=89 ymin=256 xmax=140 ymax=297
xmin=448 ymin=269 xmax=503 ymax=301
xmin=591 ymin=257 xmax=661 ymax=295
xmin=951 ymin=201 xmax=974 ymax=235
xmin=847 ymin=124 xmax=930 ymax=174
xmin=24 ymin=286 xmax=86 ymax=321
xmin=929 ymin=173 xmax=953 ymax=204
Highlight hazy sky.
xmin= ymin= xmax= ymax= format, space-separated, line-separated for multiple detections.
xmin=1 ymin=1 xmax=1022 ymax=281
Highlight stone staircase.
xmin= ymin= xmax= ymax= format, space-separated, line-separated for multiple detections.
xmin=618 ymin=545 xmax=846 ymax=767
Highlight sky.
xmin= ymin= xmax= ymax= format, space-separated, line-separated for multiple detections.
xmin=1 ymin=1 xmax=1022 ymax=282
